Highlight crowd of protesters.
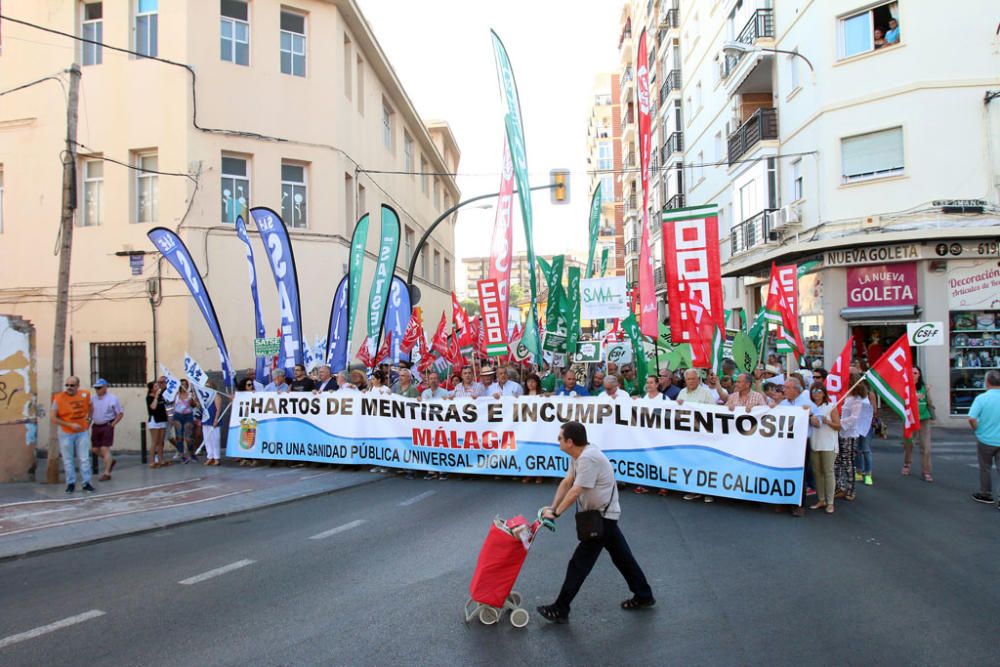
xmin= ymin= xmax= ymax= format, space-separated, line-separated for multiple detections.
xmin=50 ymin=349 xmax=1000 ymax=516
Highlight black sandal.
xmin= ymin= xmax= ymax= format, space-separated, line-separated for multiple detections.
xmin=536 ymin=604 xmax=569 ymax=623
xmin=621 ymin=596 xmax=656 ymax=610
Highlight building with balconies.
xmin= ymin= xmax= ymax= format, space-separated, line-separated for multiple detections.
xmin=674 ymin=0 xmax=1000 ymax=427
xmin=586 ymin=73 xmax=625 ymax=278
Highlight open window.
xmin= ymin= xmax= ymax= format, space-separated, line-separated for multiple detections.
xmin=838 ymin=2 xmax=900 ymax=59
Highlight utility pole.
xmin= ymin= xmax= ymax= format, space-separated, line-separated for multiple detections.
xmin=46 ymin=64 xmax=81 ymax=484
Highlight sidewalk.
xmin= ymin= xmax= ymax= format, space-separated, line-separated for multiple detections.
xmin=0 ymin=455 xmax=380 ymax=561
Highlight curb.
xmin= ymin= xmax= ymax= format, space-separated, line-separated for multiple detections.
xmin=0 ymin=474 xmax=385 ymax=564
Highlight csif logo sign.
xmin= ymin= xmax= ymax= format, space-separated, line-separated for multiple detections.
xmin=906 ymin=322 xmax=944 ymax=347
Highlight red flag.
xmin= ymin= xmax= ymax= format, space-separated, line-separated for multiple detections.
xmin=416 ymin=338 xmax=436 ymax=374
xmin=663 ymin=214 xmax=724 ymax=367
xmin=355 ymin=336 xmax=375 ymax=369
xmin=446 ymin=333 xmax=466 ymax=367
xmin=430 ymin=312 xmax=449 ymax=358
xmin=867 ymin=337 xmax=921 ymax=438
xmin=826 ymin=337 xmax=853 ymax=404
xmin=374 ymin=331 xmax=392 ymax=367
xmin=452 ymin=293 xmax=475 ymax=347
xmin=765 ymin=264 xmax=805 ymax=357
xmin=488 ymin=139 xmax=515 ymax=335
xmin=400 ymin=308 xmax=424 ymax=354
xmin=636 ymin=29 xmax=657 ymax=338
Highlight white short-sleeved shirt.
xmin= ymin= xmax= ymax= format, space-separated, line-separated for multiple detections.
xmin=571 ymin=446 xmax=621 ymax=521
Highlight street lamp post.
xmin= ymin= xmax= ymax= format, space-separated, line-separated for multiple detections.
xmin=721 ymin=41 xmax=816 ymax=79
xmin=405 ymin=184 xmax=555 ymax=304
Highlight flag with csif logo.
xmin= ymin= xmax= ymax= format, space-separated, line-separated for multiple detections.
xmin=826 ymin=337 xmax=853 ymax=404
xmin=147 ymin=227 xmax=234 ymax=390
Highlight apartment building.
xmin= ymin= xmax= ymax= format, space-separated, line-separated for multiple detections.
xmin=462 ymin=253 xmax=586 ymax=301
xmin=585 ymin=73 xmax=625 ymax=278
xmin=0 ymin=0 xmax=460 ymax=448
xmin=676 ymin=0 xmax=1000 ymax=426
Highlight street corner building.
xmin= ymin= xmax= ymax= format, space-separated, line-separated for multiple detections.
xmin=0 ymin=0 xmax=461 ymax=452
xmin=610 ymin=0 xmax=1000 ymax=426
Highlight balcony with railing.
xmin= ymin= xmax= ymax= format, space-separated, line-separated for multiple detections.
xmin=664 ymin=193 xmax=686 ymax=211
xmin=620 ymin=66 xmax=634 ymax=92
xmin=626 ymin=192 xmax=638 ymax=212
xmin=625 ymin=238 xmax=640 ymax=256
xmin=663 ymin=131 xmax=684 ymax=161
xmin=730 ymin=209 xmax=778 ymax=256
xmin=625 ymin=151 xmax=636 ymax=169
xmin=658 ymin=69 xmax=680 ymax=106
xmin=721 ymin=8 xmax=775 ymax=80
xmin=727 ymin=107 xmax=777 ymax=165
xmin=654 ymin=266 xmax=666 ymax=289
xmin=659 ymin=1 xmax=679 ymax=30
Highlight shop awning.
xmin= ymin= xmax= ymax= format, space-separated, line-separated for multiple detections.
xmin=839 ymin=305 xmax=920 ymax=321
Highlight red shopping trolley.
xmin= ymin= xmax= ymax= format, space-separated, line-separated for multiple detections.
xmin=464 ymin=512 xmax=554 ymax=628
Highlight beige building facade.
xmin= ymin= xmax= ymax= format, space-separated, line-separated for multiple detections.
xmin=0 ymin=0 xmax=459 ymax=451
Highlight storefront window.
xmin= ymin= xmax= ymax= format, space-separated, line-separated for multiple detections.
xmin=947 ymin=260 xmax=999 ymax=415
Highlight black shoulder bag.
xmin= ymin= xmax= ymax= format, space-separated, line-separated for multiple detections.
xmin=575 ymin=484 xmax=617 ymax=542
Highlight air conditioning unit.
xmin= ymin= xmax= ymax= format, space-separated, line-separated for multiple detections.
xmin=772 ymin=203 xmax=802 ymax=230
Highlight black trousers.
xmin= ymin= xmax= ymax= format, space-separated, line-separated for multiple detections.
xmin=554 ymin=518 xmax=653 ymax=613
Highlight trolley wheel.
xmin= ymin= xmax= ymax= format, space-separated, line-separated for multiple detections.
xmin=509 ymin=607 xmax=530 ymax=628
xmin=463 ymin=598 xmax=479 ymax=623
xmin=507 ymin=591 xmax=522 ymax=608
xmin=479 ymin=606 xmax=500 ymax=625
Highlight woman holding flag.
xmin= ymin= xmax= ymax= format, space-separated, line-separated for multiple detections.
xmin=902 ymin=366 xmax=936 ymax=482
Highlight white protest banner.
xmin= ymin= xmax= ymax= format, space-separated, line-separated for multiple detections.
xmin=227 ymin=394 xmax=808 ymax=504
xmin=159 ymin=365 xmax=181 ymax=403
xmin=580 ymin=276 xmax=628 ymax=320
xmin=183 ymin=354 xmax=209 ymax=387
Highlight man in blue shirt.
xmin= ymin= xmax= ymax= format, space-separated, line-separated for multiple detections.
xmin=658 ymin=369 xmax=681 ymax=400
xmin=969 ymin=369 xmax=1000 ymax=507
xmin=555 ymin=369 xmax=590 ymax=397
xmin=885 ymin=18 xmax=900 ymax=44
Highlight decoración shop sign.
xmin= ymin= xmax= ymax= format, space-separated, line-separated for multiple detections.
xmin=846 ymin=262 xmax=918 ymax=308
xmin=947 ymin=260 xmax=1000 ymax=310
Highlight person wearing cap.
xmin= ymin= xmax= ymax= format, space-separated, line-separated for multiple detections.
xmin=51 ymin=376 xmax=95 ymax=493
xmin=90 ymin=379 xmax=124 ymax=481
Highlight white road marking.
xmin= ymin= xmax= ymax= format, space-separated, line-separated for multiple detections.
xmin=0 ymin=610 xmax=105 ymax=649
xmin=179 ymin=559 xmax=255 ymax=585
xmin=308 ymin=519 xmax=366 ymax=540
xmin=398 ymin=490 xmax=436 ymax=507
xmin=300 ymin=471 xmax=332 ymax=480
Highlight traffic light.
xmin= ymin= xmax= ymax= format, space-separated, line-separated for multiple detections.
xmin=550 ymin=169 xmax=570 ymax=204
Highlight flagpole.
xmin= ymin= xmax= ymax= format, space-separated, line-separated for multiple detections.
xmin=831 ymin=373 xmax=869 ymax=409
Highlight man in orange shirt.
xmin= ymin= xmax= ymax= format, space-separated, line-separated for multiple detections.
xmin=51 ymin=376 xmax=95 ymax=493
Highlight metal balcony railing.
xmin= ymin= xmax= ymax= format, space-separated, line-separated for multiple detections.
xmin=665 ymin=194 xmax=686 ymax=211
xmin=626 ymin=193 xmax=638 ymax=211
xmin=727 ymin=107 xmax=778 ymax=165
xmin=620 ymin=66 xmax=633 ymax=91
xmin=654 ymin=266 xmax=666 ymax=288
xmin=658 ymin=69 xmax=680 ymax=106
xmin=625 ymin=238 xmax=640 ymax=256
xmin=660 ymin=4 xmax=679 ymax=30
xmin=620 ymin=110 xmax=634 ymax=133
xmin=663 ymin=131 xmax=684 ymax=160
xmin=625 ymin=151 xmax=636 ymax=168
xmin=721 ymin=8 xmax=775 ymax=79
xmin=730 ymin=209 xmax=778 ymax=255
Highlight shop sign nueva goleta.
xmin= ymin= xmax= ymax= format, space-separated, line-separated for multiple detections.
xmin=847 ymin=262 xmax=918 ymax=308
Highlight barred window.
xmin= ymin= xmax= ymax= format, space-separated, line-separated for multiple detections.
xmin=90 ymin=342 xmax=147 ymax=387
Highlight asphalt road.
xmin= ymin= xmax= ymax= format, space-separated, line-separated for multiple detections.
xmin=1 ymin=437 xmax=997 ymax=666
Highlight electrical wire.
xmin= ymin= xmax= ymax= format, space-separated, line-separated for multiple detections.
xmin=71 ymin=141 xmax=199 ymax=185
xmin=0 ymin=72 xmax=66 ymax=98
